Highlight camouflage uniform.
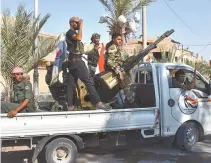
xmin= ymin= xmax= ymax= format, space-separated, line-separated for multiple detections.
xmin=107 ymin=44 xmax=128 ymax=70
xmin=106 ymin=44 xmax=133 ymax=102
xmin=1 ymin=81 xmax=36 ymax=113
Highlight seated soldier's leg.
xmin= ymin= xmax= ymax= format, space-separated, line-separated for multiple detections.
xmin=1 ymin=101 xmax=25 ymax=113
xmin=121 ymin=73 xmax=134 ymax=103
xmin=88 ymin=65 xmax=96 ymax=77
xmin=49 ymin=87 xmax=59 ymax=101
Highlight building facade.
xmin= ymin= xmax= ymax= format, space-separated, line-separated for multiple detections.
xmin=122 ymin=37 xmax=204 ymax=64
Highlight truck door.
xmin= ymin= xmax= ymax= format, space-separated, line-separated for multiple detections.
xmin=167 ymin=67 xmax=211 ymax=133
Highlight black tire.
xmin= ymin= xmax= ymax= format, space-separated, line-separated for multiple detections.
xmin=175 ymin=122 xmax=199 ymax=151
xmin=45 ymin=138 xmax=78 ymax=163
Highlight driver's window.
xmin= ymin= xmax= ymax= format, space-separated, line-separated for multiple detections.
xmin=168 ymin=69 xmax=194 ymax=89
xmin=168 ymin=69 xmax=208 ymax=93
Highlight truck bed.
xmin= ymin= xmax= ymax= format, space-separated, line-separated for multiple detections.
xmin=1 ymin=108 xmax=158 ymax=138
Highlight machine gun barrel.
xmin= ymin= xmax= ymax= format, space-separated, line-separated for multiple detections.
xmin=123 ymin=29 xmax=175 ymax=72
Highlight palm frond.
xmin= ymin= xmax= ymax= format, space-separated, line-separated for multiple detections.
xmin=1 ymin=3 xmax=57 ymax=100
xmin=24 ymin=35 xmax=60 ymax=72
xmin=98 ymin=0 xmax=154 ymax=36
xmin=98 ymin=0 xmax=116 ymax=19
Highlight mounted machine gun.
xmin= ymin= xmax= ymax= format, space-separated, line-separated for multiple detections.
xmin=93 ymin=29 xmax=175 ymax=103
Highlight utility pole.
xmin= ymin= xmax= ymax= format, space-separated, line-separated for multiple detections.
xmin=33 ymin=0 xmax=39 ymax=100
xmin=142 ymin=5 xmax=147 ymax=61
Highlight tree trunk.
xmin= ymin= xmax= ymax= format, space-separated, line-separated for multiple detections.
xmin=4 ymin=80 xmax=13 ymax=102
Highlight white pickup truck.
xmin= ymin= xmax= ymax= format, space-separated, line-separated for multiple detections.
xmin=1 ymin=62 xmax=211 ymax=163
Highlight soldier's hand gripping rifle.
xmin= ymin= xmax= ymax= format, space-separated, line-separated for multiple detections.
xmin=94 ymin=29 xmax=175 ymax=103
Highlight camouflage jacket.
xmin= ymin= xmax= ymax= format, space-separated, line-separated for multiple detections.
xmin=106 ymin=44 xmax=128 ymax=70
xmin=11 ymin=80 xmax=36 ymax=112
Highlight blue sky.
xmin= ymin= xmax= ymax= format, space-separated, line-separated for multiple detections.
xmin=1 ymin=0 xmax=211 ymax=61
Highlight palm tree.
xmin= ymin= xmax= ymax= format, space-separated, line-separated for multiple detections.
xmin=98 ymin=0 xmax=153 ymax=36
xmin=185 ymin=60 xmax=211 ymax=79
xmin=1 ymin=4 xmax=59 ymax=101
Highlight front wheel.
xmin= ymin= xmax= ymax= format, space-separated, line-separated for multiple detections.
xmin=175 ymin=122 xmax=199 ymax=151
xmin=45 ymin=138 xmax=78 ymax=163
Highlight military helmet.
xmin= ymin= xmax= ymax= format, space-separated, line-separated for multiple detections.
xmin=11 ymin=67 xmax=24 ymax=74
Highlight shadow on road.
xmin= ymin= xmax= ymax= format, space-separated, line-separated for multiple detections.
xmin=2 ymin=141 xmax=211 ymax=163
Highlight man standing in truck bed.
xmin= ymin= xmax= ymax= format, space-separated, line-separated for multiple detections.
xmin=64 ymin=16 xmax=111 ymax=111
xmin=84 ymin=33 xmax=105 ymax=77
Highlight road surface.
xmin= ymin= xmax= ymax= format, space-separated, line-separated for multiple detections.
xmin=2 ymin=136 xmax=211 ymax=163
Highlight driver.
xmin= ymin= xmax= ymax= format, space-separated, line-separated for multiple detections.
xmin=172 ymin=70 xmax=195 ymax=90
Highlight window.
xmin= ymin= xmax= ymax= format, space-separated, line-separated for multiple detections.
xmin=135 ymin=69 xmax=153 ymax=84
xmin=152 ymin=52 xmax=162 ymax=60
xmin=133 ymin=67 xmax=156 ymax=108
xmin=168 ymin=69 xmax=208 ymax=93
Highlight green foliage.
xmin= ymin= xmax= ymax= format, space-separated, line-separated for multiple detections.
xmin=185 ymin=60 xmax=211 ymax=79
xmin=1 ymin=4 xmax=59 ymax=101
xmin=98 ymin=0 xmax=154 ymax=35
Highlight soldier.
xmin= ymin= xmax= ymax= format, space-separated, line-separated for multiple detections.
xmin=65 ymin=16 xmax=111 ymax=111
xmin=1 ymin=67 xmax=36 ymax=118
xmin=106 ymin=33 xmax=133 ymax=103
xmin=84 ymin=33 xmax=102 ymax=77
xmin=172 ymin=70 xmax=195 ymax=90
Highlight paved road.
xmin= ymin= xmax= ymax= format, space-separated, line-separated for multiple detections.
xmin=2 ymin=137 xmax=211 ymax=163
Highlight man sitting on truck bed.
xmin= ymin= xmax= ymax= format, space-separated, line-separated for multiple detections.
xmin=1 ymin=67 xmax=36 ymax=117
xmin=105 ymin=33 xmax=133 ymax=103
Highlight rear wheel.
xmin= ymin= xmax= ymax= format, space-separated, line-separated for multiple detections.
xmin=175 ymin=122 xmax=199 ymax=151
xmin=45 ymin=138 xmax=78 ymax=163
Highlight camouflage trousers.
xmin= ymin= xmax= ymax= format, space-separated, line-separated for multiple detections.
xmin=119 ymin=73 xmax=133 ymax=102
